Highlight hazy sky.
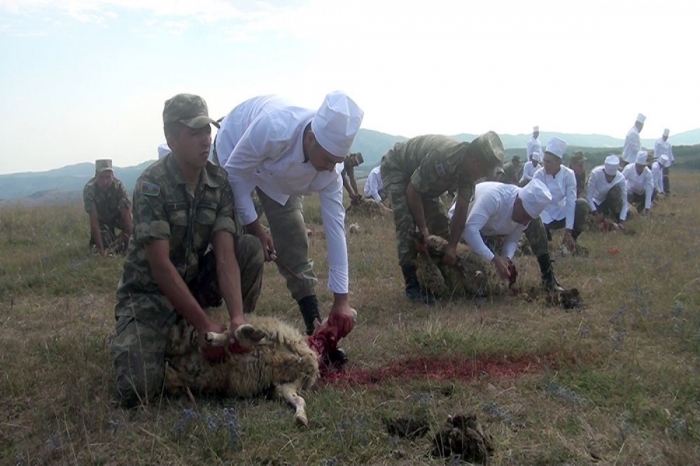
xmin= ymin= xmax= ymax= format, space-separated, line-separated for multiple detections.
xmin=1 ymin=0 xmax=698 ymax=174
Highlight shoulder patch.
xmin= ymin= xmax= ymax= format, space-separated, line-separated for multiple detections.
xmin=435 ymin=163 xmax=446 ymax=177
xmin=141 ymin=181 xmax=161 ymax=197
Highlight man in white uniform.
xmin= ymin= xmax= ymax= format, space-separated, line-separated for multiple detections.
xmin=519 ymin=152 xmax=541 ymax=186
xmin=622 ymin=113 xmax=645 ymax=167
xmin=364 ymin=164 xmax=385 ymax=201
xmin=622 ymin=151 xmax=654 ymax=214
xmin=652 ymin=154 xmax=670 ymax=195
xmin=533 ymin=137 xmax=589 ymax=251
xmin=587 ymin=155 xmax=628 ymax=225
xmin=451 ymin=179 xmax=564 ymax=289
xmin=654 ymin=128 xmax=674 ymax=194
xmin=526 ymin=126 xmax=544 ymax=162
xmin=216 ymin=91 xmax=362 ymax=341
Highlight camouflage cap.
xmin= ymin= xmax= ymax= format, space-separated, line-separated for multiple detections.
xmin=570 ymin=151 xmax=587 ymax=163
xmin=95 ymin=159 xmax=113 ymax=175
xmin=471 ymin=131 xmax=505 ymax=165
xmin=163 ymin=93 xmax=219 ymax=129
xmin=354 ymin=152 xmax=364 ymax=165
xmin=512 ymin=155 xmax=521 ymax=163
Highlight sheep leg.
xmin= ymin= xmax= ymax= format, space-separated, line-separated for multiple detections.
xmin=275 ymin=383 xmax=308 ymax=427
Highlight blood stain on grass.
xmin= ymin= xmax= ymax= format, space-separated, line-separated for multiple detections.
xmin=321 ymin=353 xmax=556 ymax=387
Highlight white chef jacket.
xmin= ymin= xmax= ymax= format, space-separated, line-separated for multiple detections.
xmin=622 ymin=164 xmax=653 ymax=210
xmin=586 ymin=166 xmax=628 ymax=221
xmin=654 ymin=138 xmax=674 ymax=165
xmin=526 ymin=137 xmax=543 ymax=160
xmin=532 ymin=165 xmax=576 ymax=229
xmin=448 ymin=182 xmax=526 ymax=262
xmin=651 ymin=162 xmax=664 ymax=193
xmin=217 ymin=95 xmax=349 ymax=294
xmin=519 ymin=161 xmax=539 ymax=184
xmin=363 ymin=166 xmax=383 ymax=201
xmin=622 ymin=126 xmax=641 ymax=164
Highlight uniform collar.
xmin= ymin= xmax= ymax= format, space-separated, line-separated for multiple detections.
xmin=164 ymin=153 xmax=218 ymax=188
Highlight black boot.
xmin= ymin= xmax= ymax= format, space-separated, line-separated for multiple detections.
xmin=298 ymin=295 xmax=322 ymax=336
xmin=401 ymin=264 xmax=435 ymax=305
xmin=537 ymin=254 xmax=564 ymax=292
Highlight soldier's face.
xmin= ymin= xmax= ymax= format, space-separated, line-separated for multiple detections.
xmin=96 ymin=171 xmax=114 ymax=192
xmin=570 ymin=161 xmax=584 ymax=175
xmin=169 ymin=124 xmax=212 ymax=169
xmin=305 ymin=131 xmax=344 ymax=172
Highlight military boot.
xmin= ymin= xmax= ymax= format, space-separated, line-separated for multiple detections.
xmin=298 ymin=295 xmax=322 ymax=336
xmin=401 ymin=264 xmax=436 ymax=305
xmin=537 ymin=253 xmax=564 ymax=292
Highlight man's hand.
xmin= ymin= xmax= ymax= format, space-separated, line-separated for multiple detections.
xmin=492 ymin=255 xmax=511 ymax=281
xmin=256 ymin=230 xmax=276 ymax=262
xmin=442 ymin=244 xmax=457 ymax=266
xmin=350 ymin=193 xmax=362 ymax=206
xmin=563 ymin=231 xmax=576 ymax=252
xmin=197 ymin=320 xmax=228 ymax=363
xmin=414 ymin=228 xmax=429 ymax=254
xmin=328 ymin=297 xmax=356 ymax=340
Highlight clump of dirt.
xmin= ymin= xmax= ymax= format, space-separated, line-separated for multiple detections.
xmin=431 ymin=414 xmax=494 ymax=465
xmin=383 ymin=417 xmax=431 ymax=440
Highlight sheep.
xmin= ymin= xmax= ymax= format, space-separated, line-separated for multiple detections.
xmin=163 ymin=311 xmax=355 ymax=426
xmin=346 ymin=197 xmax=392 ymax=217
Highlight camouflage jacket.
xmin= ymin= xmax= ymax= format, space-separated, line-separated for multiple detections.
xmin=383 ymin=135 xmax=477 ymax=201
xmin=502 ymin=162 xmax=522 ymax=185
xmin=116 ymin=155 xmax=241 ymax=299
xmin=575 ymin=170 xmax=587 ymax=198
xmin=83 ymin=177 xmax=131 ymax=226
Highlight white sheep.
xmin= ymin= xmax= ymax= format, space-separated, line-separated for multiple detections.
xmin=164 ymin=315 xmax=324 ymax=426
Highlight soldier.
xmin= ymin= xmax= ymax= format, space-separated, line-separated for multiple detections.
xmin=622 ymin=113 xmax=645 ymax=167
xmin=110 ymin=94 xmax=265 ymax=408
xmin=450 ymin=179 xmax=561 ymax=289
xmin=587 ymin=155 xmax=628 ymax=226
xmin=568 ymin=151 xmax=588 ymax=198
xmin=533 ymin=138 xmax=589 ymax=250
xmin=622 ymin=151 xmax=654 ymax=214
xmin=341 ymin=152 xmax=364 ymax=204
xmin=380 ymin=133 xmax=505 ymax=304
xmin=217 ymin=92 xmax=361 ymax=341
xmin=502 ymin=155 xmax=522 ymax=185
xmin=82 ymin=159 xmax=132 ymax=256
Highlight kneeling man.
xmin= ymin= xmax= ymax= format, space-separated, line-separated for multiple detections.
xmin=622 ymin=151 xmax=654 ymax=214
xmin=587 ymin=155 xmax=628 ymax=225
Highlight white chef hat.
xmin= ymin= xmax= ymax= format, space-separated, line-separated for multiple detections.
xmin=533 ymin=125 xmax=539 ymax=132
xmin=519 ymin=179 xmax=552 ymax=218
xmin=604 ymin=155 xmax=620 ymax=175
xmin=663 ymin=128 xmax=670 ymax=137
xmin=157 ymin=143 xmax=171 ymax=159
xmin=635 ymin=151 xmax=648 ymax=165
xmin=530 ymin=151 xmax=541 ymax=162
xmin=636 ymin=113 xmax=646 ymax=124
xmin=659 ymin=154 xmax=670 ymax=167
xmin=545 ymin=137 xmax=567 ymax=159
xmin=311 ymin=91 xmax=364 ymax=158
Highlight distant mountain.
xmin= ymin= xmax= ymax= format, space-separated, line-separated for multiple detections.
xmin=1 ymin=127 xmax=699 ymax=202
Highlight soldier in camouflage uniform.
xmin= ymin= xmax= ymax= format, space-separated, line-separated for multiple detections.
xmin=569 ymin=151 xmax=588 ymax=198
xmin=501 ymin=155 xmax=522 ymax=185
xmin=110 ymin=94 xmax=265 ymax=408
xmin=341 ymin=152 xmax=364 ymax=204
xmin=381 ymin=132 xmax=505 ymax=304
xmin=83 ymin=160 xmax=132 ymax=256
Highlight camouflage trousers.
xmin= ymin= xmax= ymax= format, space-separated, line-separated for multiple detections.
xmin=593 ymin=184 xmax=624 ymax=221
xmin=110 ymin=234 xmax=264 ymax=408
xmin=663 ymin=167 xmax=670 ymax=194
xmin=256 ymin=188 xmax=316 ymax=301
xmin=543 ymin=199 xmax=590 ymax=240
xmin=383 ymin=174 xmax=449 ymax=267
xmin=90 ymin=221 xmax=127 ymax=255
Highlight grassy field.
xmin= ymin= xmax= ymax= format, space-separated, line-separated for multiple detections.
xmin=1 ymin=172 xmax=699 ymax=465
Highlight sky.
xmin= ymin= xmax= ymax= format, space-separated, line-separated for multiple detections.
xmin=1 ymin=0 xmax=698 ymax=174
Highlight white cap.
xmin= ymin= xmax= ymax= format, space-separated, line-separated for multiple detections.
xmin=311 ymin=91 xmax=364 ymax=157
xmin=533 ymin=125 xmax=539 ymax=132
xmin=519 ymin=179 xmax=552 ymax=218
xmin=545 ymin=137 xmax=567 ymax=159
xmin=636 ymin=113 xmax=646 ymax=124
xmin=157 ymin=143 xmax=171 ymax=159
xmin=635 ymin=151 xmax=648 ymax=165
xmin=659 ymin=154 xmax=670 ymax=167
xmin=604 ymin=155 xmax=620 ymax=175
xmin=530 ymin=151 xmax=541 ymax=162
xmin=663 ymin=128 xmax=670 ymax=137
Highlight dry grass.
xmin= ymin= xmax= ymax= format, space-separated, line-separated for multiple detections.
xmin=1 ymin=174 xmax=700 ymax=465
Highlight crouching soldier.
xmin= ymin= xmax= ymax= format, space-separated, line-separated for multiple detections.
xmin=83 ymin=159 xmax=133 ymax=256
xmin=381 ymin=133 xmax=505 ymax=304
xmin=110 ymin=94 xmax=264 ymax=408
xmin=587 ymin=155 xmax=628 ymax=227
xmin=450 ymin=179 xmax=565 ymax=291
